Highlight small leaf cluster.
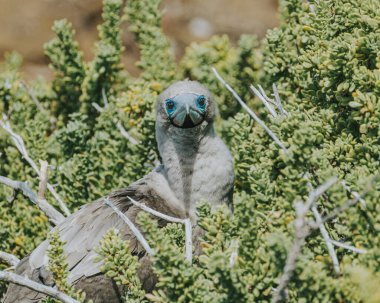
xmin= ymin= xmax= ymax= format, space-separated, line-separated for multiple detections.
xmin=95 ymin=229 xmax=146 ymax=302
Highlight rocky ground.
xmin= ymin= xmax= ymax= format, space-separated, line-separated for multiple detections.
xmin=0 ymin=0 xmax=278 ymax=79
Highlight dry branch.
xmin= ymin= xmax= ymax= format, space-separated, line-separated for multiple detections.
xmin=321 ymin=175 xmax=378 ymax=224
xmin=0 ymin=115 xmax=70 ymax=216
xmin=311 ymin=206 xmax=340 ymax=274
xmin=340 ymin=180 xmax=366 ymax=208
xmin=250 ymin=85 xmax=278 ymax=117
xmin=38 ymin=160 xmax=49 ymax=200
xmin=212 ymin=68 xmax=290 ymax=154
xmin=127 ymin=196 xmax=193 ymax=263
xmin=0 ymin=252 xmax=20 ymax=267
xmin=104 ymin=198 xmax=154 ymax=256
xmin=116 ymin=122 xmax=139 ymax=145
xmin=0 ymin=176 xmax=65 ymax=226
xmin=271 ymin=178 xmax=337 ymax=303
xmin=20 ymin=81 xmax=45 ymax=113
xmin=328 ymin=240 xmax=367 ymax=254
xmin=0 ymin=271 xmax=80 ymax=303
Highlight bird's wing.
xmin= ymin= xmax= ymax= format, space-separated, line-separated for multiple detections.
xmin=3 ymin=169 xmax=185 ymax=303
xmin=28 ymin=187 xmax=142 ymax=284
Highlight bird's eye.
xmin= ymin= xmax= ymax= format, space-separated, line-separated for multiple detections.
xmin=196 ymin=95 xmax=207 ymax=110
xmin=165 ymin=99 xmax=176 ymax=115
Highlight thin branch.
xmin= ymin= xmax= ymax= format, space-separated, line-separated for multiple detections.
xmin=0 ymin=115 xmax=70 ymax=216
xmin=340 ymin=180 xmax=366 ymax=208
xmin=127 ymin=196 xmax=193 ymax=263
xmin=272 ymin=84 xmax=289 ymax=116
xmin=229 ymin=239 xmax=239 ymax=267
xmin=321 ymin=175 xmax=378 ymax=224
xmin=311 ymin=206 xmax=340 ymax=274
xmin=20 ymin=81 xmax=45 ymax=113
xmin=212 ymin=68 xmax=290 ymax=155
xmin=91 ymin=103 xmax=139 ymax=145
xmin=0 ymin=251 xmax=20 ymax=267
xmin=302 ymin=177 xmax=338 ymax=215
xmin=303 ymin=175 xmax=340 ymax=273
xmin=0 ymin=271 xmax=80 ymax=303
xmin=184 ymin=219 xmax=193 ymax=263
xmin=258 ymin=85 xmax=277 ymax=105
xmin=328 ymin=240 xmax=367 ymax=254
xmin=127 ymin=196 xmax=186 ymax=224
xmin=116 ymin=122 xmax=139 ymax=145
xmin=91 ymin=102 xmax=104 ymax=113
xmin=38 ymin=160 xmax=49 ymax=200
xmin=104 ymin=198 xmax=154 ymax=256
xmin=102 ymin=87 xmax=109 ymax=106
xmin=271 ymin=178 xmax=338 ymax=303
xmin=250 ymin=85 xmax=278 ymax=117
xmin=0 ymin=176 xmax=65 ymax=226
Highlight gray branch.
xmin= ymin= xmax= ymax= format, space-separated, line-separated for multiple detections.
xmin=212 ymin=68 xmax=290 ymax=155
xmin=321 ymin=175 xmax=378 ymax=224
xmin=272 ymin=84 xmax=289 ymax=117
xmin=311 ymin=206 xmax=340 ymax=274
xmin=328 ymin=240 xmax=367 ymax=254
xmin=116 ymin=122 xmax=139 ymax=145
xmin=0 ymin=115 xmax=70 ymax=216
xmin=250 ymin=85 xmax=278 ymax=117
xmin=20 ymin=82 xmax=45 ymax=113
xmin=0 ymin=271 xmax=80 ymax=303
xmin=271 ymin=178 xmax=337 ymax=303
xmin=340 ymin=180 xmax=366 ymax=208
xmin=127 ymin=196 xmax=193 ymax=263
xmin=0 ymin=176 xmax=65 ymax=226
xmin=104 ymin=198 xmax=154 ymax=256
xmin=0 ymin=252 xmax=20 ymax=267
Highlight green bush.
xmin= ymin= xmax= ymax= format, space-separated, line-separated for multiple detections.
xmin=0 ymin=0 xmax=379 ymax=302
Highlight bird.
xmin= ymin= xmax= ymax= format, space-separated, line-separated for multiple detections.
xmin=2 ymin=80 xmax=235 ymax=303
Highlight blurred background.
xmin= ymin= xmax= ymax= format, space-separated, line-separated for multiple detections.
xmin=0 ymin=0 xmax=278 ymax=79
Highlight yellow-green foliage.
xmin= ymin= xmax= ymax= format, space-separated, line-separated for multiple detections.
xmin=44 ymin=231 xmax=87 ymax=303
xmin=1 ymin=0 xmax=380 ymax=302
xmin=96 ymin=229 xmax=145 ymax=302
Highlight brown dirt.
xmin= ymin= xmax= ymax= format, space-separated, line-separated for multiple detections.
xmin=0 ymin=0 xmax=278 ymax=80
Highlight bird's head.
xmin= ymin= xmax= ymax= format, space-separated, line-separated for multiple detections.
xmin=156 ymin=81 xmax=217 ymax=133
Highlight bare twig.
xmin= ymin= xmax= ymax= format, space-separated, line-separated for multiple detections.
xmin=0 ymin=115 xmax=70 ymax=216
xmin=311 ymin=206 xmax=340 ymax=274
xmin=0 ymin=251 xmax=20 ymax=267
xmin=91 ymin=103 xmax=139 ymax=145
xmin=229 ymin=239 xmax=239 ymax=267
xmin=91 ymin=102 xmax=104 ymax=113
xmin=116 ymin=122 xmax=139 ymax=145
xmin=258 ymin=85 xmax=277 ymax=105
xmin=328 ymin=240 xmax=367 ymax=254
xmin=127 ymin=196 xmax=193 ymax=263
xmin=38 ymin=160 xmax=49 ymax=200
xmin=104 ymin=198 xmax=154 ymax=256
xmin=0 ymin=271 xmax=80 ymax=303
xmin=20 ymin=82 xmax=45 ymax=113
xmin=0 ymin=176 xmax=65 ymax=226
xmin=250 ymin=85 xmax=278 ymax=117
xmin=271 ymin=178 xmax=337 ymax=303
xmin=184 ymin=219 xmax=193 ymax=263
xmin=321 ymin=175 xmax=378 ymax=224
xmin=212 ymin=68 xmax=289 ymax=155
xmin=340 ymin=180 xmax=366 ymax=208
xmin=102 ymin=87 xmax=109 ymax=106
xmin=272 ymin=84 xmax=289 ymax=116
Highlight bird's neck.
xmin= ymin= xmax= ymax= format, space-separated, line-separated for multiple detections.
xmin=156 ymin=123 xmax=215 ymax=212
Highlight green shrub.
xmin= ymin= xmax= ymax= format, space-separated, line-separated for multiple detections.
xmin=0 ymin=0 xmax=379 ymax=302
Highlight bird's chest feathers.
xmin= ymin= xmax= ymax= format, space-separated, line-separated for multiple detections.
xmin=162 ymin=139 xmax=220 ymax=209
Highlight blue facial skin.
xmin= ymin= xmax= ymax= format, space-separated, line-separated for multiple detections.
xmin=165 ymin=93 xmax=207 ymax=128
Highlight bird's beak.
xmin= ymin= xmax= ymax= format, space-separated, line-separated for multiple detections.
xmin=171 ymin=104 xmax=204 ymax=128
